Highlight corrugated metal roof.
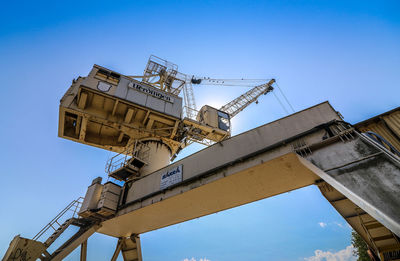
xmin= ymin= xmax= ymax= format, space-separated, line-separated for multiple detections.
xmin=355 ymin=107 xmax=400 ymax=152
xmin=383 ymin=111 xmax=400 ymax=138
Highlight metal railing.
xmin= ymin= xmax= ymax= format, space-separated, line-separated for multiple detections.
xmin=183 ymin=106 xmax=199 ymax=120
xmin=105 ymin=151 xmax=130 ymax=174
xmin=105 ymin=140 xmax=149 ymax=175
xmin=32 ymin=197 xmax=83 ymax=241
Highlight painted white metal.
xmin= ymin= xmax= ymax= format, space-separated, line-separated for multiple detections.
xmin=139 ymin=141 xmax=172 ymax=176
xmin=160 ymin=165 xmax=183 ymax=190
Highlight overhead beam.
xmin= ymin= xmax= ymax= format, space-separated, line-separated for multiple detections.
xmin=79 ymin=117 xmax=88 ymax=141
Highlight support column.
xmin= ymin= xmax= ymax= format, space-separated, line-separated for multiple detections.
xmin=134 ymin=234 xmax=142 ymax=261
xmin=111 ymin=238 xmax=122 ymax=261
xmin=80 ymin=240 xmax=87 ymax=261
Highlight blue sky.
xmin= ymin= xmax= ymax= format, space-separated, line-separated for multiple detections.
xmin=0 ymin=1 xmax=399 ymax=260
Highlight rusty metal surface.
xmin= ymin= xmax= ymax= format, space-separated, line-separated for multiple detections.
xmin=356 ymin=107 xmax=400 ymax=151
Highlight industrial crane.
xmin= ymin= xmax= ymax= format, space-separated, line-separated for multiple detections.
xmin=140 ymin=55 xmax=275 ymax=122
xmin=58 ymin=55 xmax=277 ymax=179
xmin=141 ymin=56 xmax=276 ymax=148
xmin=4 ymin=55 xmax=400 ymax=261
xmin=2 ymin=55 xmax=276 ymax=261
xmin=190 ymin=77 xmax=275 ymax=118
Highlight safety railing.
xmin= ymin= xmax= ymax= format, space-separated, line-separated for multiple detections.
xmin=105 ymin=140 xmax=149 ymax=175
xmin=183 ymin=106 xmax=199 ymax=120
xmin=32 ymin=197 xmax=84 ymax=241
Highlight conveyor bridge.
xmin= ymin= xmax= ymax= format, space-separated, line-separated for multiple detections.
xmin=3 ymin=102 xmax=400 ymax=261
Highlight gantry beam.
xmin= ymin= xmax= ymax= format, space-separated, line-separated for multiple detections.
xmin=96 ymin=101 xmax=400 ymax=259
xmin=98 ymin=102 xmax=341 ymax=236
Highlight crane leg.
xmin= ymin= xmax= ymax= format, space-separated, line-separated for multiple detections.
xmin=111 ymin=234 xmax=142 ymax=261
xmin=80 ymin=240 xmax=87 ymax=261
xmin=111 ymin=238 xmax=123 ymax=261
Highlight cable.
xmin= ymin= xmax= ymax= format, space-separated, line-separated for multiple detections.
xmin=273 ymin=91 xmax=289 ymax=115
xmin=275 ymin=82 xmax=295 ymax=113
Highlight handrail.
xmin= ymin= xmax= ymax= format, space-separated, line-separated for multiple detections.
xmin=33 ymin=197 xmax=83 ymax=241
xmin=105 ymin=140 xmax=150 ymax=175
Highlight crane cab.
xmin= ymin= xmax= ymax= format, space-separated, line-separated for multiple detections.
xmin=197 ymin=105 xmax=231 ymax=132
xmin=58 ymin=65 xmax=183 ymax=155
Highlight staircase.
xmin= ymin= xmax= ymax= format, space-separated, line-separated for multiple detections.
xmin=317 ymin=181 xmax=400 ymax=260
xmin=2 ymin=197 xmax=100 ymax=261
xmin=48 ymin=221 xmax=99 ymax=261
xmin=105 ymin=140 xmax=149 ymax=181
xmin=33 ymin=197 xmax=83 ymax=244
xmin=43 ymin=218 xmax=75 ymax=247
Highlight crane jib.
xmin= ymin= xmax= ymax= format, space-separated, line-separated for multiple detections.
xmin=219 ymin=81 xmax=275 ymax=118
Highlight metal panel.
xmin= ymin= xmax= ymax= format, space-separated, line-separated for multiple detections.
xmin=79 ymin=183 xmax=103 ymax=215
xmin=305 ymin=133 xmax=400 ymax=237
xmin=2 ymin=236 xmax=46 ymax=261
xmin=114 ymin=77 xmax=129 ymax=100
xmin=98 ymin=102 xmax=341 ymax=237
xmin=146 ymin=95 xmax=165 ymax=113
xmin=356 ymin=107 xmax=400 ymax=152
xmin=114 ymin=77 xmax=182 ymax=118
xmin=383 ymin=111 xmax=400 ymax=139
xmin=98 ymin=198 xmax=119 ymax=211
xmin=100 ymin=192 xmax=120 ymax=203
xmin=103 ymin=182 xmax=122 ymax=195
xmin=125 ymin=102 xmax=341 ymax=202
xmin=164 ymin=102 xmax=175 ymax=117
xmin=98 ymin=153 xmax=319 ymax=237
xmin=164 ymin=96 xmax=182 ymax=119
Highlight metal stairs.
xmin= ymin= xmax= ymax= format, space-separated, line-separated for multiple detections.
xmin=33 ymin=197 xmax=83 ymax=243
xmin=48 ymin=221 xmax=99 ymax=261
xmin=105 ymin=140 xmax=149 ymax=181
xmin=317 ymin=181 xmax=400 ymax=260
xmin=43 ymin=218 xmax=75 ymax=247
xmin=2 ymin=197 xmax=100 ymax=261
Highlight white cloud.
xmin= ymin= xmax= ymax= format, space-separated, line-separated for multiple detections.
xmin=334 ymin=222 xmax=344 ymax=228
xmin=304 ymin=245 xmax=357 ymax=261
xmin=318 ymin=222 xmax=327 ymax=228
xmin=183 ymin=257 xmax=211 ymax=261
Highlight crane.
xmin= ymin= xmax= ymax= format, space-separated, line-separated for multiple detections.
xmin=137 ymin=55 xmax=277 ymax=147
xmin=55 ymin=55 xmax=280 ymax=177
xmin=2 ymin=55 xmax=284 ymax=261
xmin=5 ymin=55 xmax=400 ymax=261
xmin=189 ymin=77 xmax=275 ymax=118
xmin=219 ymin=79 xmax=275 ymax=117
xmin=140 ymin=55 xmax=275 ymax=122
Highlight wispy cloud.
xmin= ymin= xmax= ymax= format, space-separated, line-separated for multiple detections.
xmin=304 ymin=245 xmax=356 ymax=261
xmin=183 ymin=257 xmax=211 ymax=261
xmin=318 ymin=222 xmax=348 ymax=229
xmin=318 ymin=222 xmax=327 ymax=228
xmin=334 ymin=222 xmax=344 ymax=228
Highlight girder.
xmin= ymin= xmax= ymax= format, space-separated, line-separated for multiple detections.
xmin=5 ymin=102 xmax=400 ymax=261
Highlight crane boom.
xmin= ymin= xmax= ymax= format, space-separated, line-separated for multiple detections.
xmin=183 ymin=82 xmax=197 ymax=119
xmin=219 ymin=79 xmax=275 ymax=118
